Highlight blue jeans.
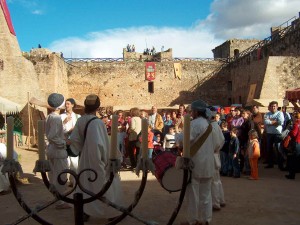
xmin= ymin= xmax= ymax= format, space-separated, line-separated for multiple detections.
xmin=266 ymin=133 xmax=282 ymax=167
xmin=244 ymin=155 xmax=251 ymax=174
xmin=295 ymin=143 xmax=300 ymax=156
xmin=228 ymin=154 xmax=240 ymax=177
xmin=220 ymin=151 xmax=229 ymax=175
xmin=148 ymin=148 xmax=153 ymax=159
xmin=287 ymin=142 xmax=300 ymax=178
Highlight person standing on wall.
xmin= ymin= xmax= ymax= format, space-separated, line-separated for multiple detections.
xmin=60 ymin=98 xmax=80 ymax=187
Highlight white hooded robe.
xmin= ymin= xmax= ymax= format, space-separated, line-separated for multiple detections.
xmin=70 ymin=115 xmax=122 ymax=217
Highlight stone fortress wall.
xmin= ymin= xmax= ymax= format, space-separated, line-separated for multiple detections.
xmin=1 ymin=5 xmax=300 ymax=136
xmin=212 ymin=39 xmax=260 ymax=59
xmin=0 ymin=7 xmax=44 ymax=105
xmin=66 ymin=59 xmax=224 ymax=108
xmin=2 ymin=8 xmax=300 ymax=109
xmin=222 ymin=15 xmax=300 ymax=106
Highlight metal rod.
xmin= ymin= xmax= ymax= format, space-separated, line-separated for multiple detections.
xmin=10 ymin=198 xmax=58 ymax=225
xmin=74 ymin=193 xmax=84 ymax=225
xmin=107 ymin=170 xmax=148 ymax=225
xmin=9 ymin=172 xmax=53 ymax=225
xmin=167 ymin=168 xmax=190 ymax=225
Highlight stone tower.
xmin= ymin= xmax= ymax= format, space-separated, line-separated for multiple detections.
xmin=0 ymin=0 xmax=44 ymax=107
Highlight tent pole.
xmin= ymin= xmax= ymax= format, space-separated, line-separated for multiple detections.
xmin=30 ymin=105 xmax=36 ymax=146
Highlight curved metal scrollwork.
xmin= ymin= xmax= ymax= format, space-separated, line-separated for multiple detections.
xmin=42 ymin=167 xmax=114 ymax=205
xmin=107 ymin=170 xmax=148 ymax=225
xmin=8 ymin=156 xmax=191 ymax=225
xmin=8 ymin=171 xmax=53 ymax=225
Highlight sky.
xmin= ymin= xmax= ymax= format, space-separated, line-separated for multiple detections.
xmin=6 ymin=0 xmax=300 ymax=58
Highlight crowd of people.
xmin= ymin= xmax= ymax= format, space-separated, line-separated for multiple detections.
xmin=1 ymin=93 xmax=300 ymax=224
xmin=143 ymin=46 xmax=156 ymax=55
xmin=126 ymin=44 xmax=135 ymax=53
xmin=98 ymin=100 xmax=300 ymax=224
xmin=125 ymin=44 xmax=165 ymax=55
xmin=212 ymin=102 xmax=300 ymax=181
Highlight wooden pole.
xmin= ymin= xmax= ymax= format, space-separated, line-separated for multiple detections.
xmin=30 ymin=105 xmax=36 ymax=145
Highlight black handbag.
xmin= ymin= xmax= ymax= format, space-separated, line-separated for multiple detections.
xmin=66 ymin=144 xmax=78 ymax=157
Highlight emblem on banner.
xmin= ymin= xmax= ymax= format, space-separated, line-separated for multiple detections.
xmin=145 ymin=62 xmax=155 ymax=81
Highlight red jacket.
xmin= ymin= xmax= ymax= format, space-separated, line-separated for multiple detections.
xmin=289 ymin=119 xmax=300 ymax=143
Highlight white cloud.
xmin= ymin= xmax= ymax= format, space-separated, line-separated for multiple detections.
xmin=32 ymin=9 xmax=43 ymax=15
xmin=204 ymin=0 xmax=300 ymax=39
xmin=10 ymin=0 xmax=45 ymax=15
xmin=49 ymin=26 xmax=222 ymax=58
xmin=48 ymin=0 xmax=300 ymax=58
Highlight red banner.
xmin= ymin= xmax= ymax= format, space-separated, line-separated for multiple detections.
xmin=145 ymin=62 xmax=155 ymax=81
xmin=0 ymin=0 xmax=16 ymax=35
xmin=286 ymin=88 xmax=300 ymax=101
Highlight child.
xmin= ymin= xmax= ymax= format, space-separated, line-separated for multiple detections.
xmin=247 ymin=129 xmax=260 ymax=180
xmin=138 ymin=125 xmax=154 ymax=159
xmin=153 ymin=134 xmax=163 ymax=157
xmin=147 ymin=125 xmax=154 ymax=158
xmin=220 ymin=121 xmax=230 ymax=176
xmin=163 ymin=125 xmax=178 ymax=155
xmin=228 ymin=127 xmax=240 ymax=178
xmin=117 ymin=123 xmax=127 ymax=168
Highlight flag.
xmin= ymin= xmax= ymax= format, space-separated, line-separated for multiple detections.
xmin=145 ymin=62 xmax=155 ymax=81
xmin=0 ymin=0 xmax=16 ymax=35
xmin=174 ymin=63 xmax=182 ymax=79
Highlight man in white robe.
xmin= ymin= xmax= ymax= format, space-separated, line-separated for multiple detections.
xmin=177 ymin=100 xmax=224 ymax=225
xmin=209 ymin=107 xmax=226 ymax=211
xmin=70 ymin=94 xmax=122 ymax=220
xmin=46 ymin=93 xmax=71 ymax=209
xmin=60 ymin=98 xmax=80 ymax=186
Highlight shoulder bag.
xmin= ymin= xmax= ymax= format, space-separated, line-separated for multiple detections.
xmin=66 ymin=117 xmax=99 ymax=157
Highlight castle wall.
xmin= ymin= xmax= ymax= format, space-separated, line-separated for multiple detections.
xmin=123 ymin=48 xmax=173 ymax=62
xmin=212 ymin=39 xmax=260 ymax=58
xmin=25 ymin=49 xmax=69 ymax=98
xmin=0 ymin=6 xmax=44 ymax=107
xmin=67 ymin=60 xmax=223 ymax=109
xmin=222 ymin=55 xmax=300 ymax=106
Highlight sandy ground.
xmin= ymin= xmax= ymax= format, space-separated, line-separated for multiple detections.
xmin=1 ymin=147 xmax=300 ymax=225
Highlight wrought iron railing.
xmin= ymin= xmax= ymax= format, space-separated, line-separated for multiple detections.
xmin=63 ymin=57 xmax=227 ymax=63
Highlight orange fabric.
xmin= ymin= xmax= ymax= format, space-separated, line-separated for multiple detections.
xmin=250 ymin=158 xmax=259 ymax=179
xmin=252 ymin=140 xmax=260 ymax=158
xmin=148 ymin=131 xmax=154 ymax=148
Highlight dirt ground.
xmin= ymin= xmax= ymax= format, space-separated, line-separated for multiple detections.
xmin=1 ymin=147 xmax=300 ymax=225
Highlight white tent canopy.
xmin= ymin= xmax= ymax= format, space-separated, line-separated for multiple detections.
xmin=0 ymin=96 xmax=21 ymax=112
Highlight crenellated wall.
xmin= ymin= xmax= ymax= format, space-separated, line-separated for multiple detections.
xmin=23 ymin=49 xmax=69 ymax=98
xmin=212 ymin=39 xmax=260 ymax=58
xmin=1 ymin=2 xmax=300 ymax=142
xmin=67 ymin=60 xmax=223 ymax=108
xmin=2 ymin=3 xmax=300 ymax=146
